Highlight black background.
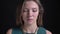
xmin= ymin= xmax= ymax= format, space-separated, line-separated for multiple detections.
xmin=0 ymin=0 xmax=59 ymax=34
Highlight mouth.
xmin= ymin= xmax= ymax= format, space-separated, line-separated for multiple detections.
xmin=27 ymin=19 xmax=33 ymax=21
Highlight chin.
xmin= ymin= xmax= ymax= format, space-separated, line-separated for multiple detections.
xmin=27 ymin=22 xmax=33 ymax=25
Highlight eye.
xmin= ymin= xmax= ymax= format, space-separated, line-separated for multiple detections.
xmin=23 ymin=9 xmax=29 ymax=12
xmin=33 ymin=8 xmax=37 ymax=12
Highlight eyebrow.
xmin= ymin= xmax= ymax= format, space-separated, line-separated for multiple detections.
xmin=32 ymin=8 xmax=37 ymax=9
xmin=23 ymin=7 xmax=38 ymax=10
xmin=32 ymin=8 xmax=37 ymax=10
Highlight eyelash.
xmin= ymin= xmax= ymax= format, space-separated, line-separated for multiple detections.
xmin=23 ymin=9 xmax=37 ymax=12
xmin=33 ymin=10 xmax=37 ymax=12
xmin=23 ymin=9 xmax=28 ymax=12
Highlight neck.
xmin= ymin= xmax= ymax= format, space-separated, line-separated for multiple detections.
xmin=22 ymin=22 xmax=38 ymax=33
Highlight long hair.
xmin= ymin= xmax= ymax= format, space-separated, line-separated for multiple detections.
xmin=16 ymin=0 xmax=44 ymax=27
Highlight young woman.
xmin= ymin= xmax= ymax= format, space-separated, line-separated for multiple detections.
xmin=6 ymin=0 xmax=52 ymax=34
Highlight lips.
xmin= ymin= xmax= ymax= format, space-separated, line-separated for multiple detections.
xmin=27 ymin=19 xmax=33 ymax=20
xmin=27 ymin=17 xmax=33 ymax=21
xmin=27 ymin=19 xmax=33 ymax=21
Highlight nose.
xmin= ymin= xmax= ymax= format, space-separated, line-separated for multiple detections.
xmin=28 ymin=10 xmax=33 ymax=17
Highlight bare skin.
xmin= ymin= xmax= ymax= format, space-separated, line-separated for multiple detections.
xmin=6 ymin=28 xmax=52 ymax=34
xmin=6 ymin=1 xmax=52 ymax=34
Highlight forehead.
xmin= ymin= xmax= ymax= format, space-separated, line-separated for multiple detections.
xmin=23 ymin=1 xmax=39 ymax=8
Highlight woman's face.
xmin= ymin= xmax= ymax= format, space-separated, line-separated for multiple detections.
xmin=22 ymin=1 xmax=39 ymax=25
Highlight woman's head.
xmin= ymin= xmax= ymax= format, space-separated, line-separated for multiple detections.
xmin=16 ymin=0 xmax=44 ymax=27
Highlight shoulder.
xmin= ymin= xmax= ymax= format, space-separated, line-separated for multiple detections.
xmin=46 ymin=30 xmax=52 ymax=34
xmin=6 ymin=27 xmax=22 ymax=34
xmin=6 ymin=28 xmax=12 ymax=34
xmin=39 ymin=27 xmax=52 ymax=34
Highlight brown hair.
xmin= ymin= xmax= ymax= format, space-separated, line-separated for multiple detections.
xmin=16 ymin=0 xmax=44 ymax=27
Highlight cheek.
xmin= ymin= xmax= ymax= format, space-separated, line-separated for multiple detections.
xmin=22 ymin=13 xmax=27 ymax=20
xmin=34 ymin=12 xmax=39 ymax=18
